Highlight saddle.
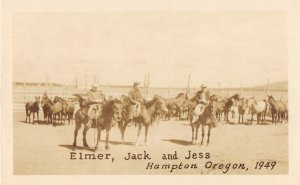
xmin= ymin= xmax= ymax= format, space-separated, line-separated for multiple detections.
xmin=87 ymin=104 xmax=102 ymax=120
xmin=191 ymin=104 xmax=205 ymax=123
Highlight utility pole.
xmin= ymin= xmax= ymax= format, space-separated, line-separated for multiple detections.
xmin=85 ymin=75 xmax=87 ymax=90
xmin=144 ymin=74 xmax=147 ymax=97
xmin=218 ymin=82 xmax=221 ymax=97
xmin=240 ymin=80 xmax=243 ymax=96
xmin=187 ymin=74 xmax=190 ymax=94
xmin=146 ymin=73 xmax=150 ymax=99
xmin=266 ymin=78 xmax=270 ymax=96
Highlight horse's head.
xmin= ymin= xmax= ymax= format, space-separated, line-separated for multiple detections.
xmin=267 ymin=94 xmax=276 ymax=102
xmin=207 ymin=101 xmax=218 ymax=116
xmin=111 ymin=99 xmax=123 ymax=122
xmin=73 ymin=94 xmax=88 ymax=108
xmin=53 ymin=96 xmax=59 ymax=103
xmin=153 ymin=95 xmax=168 ymax=113
xmin=35 ymin=96 xmax=41 ymax=109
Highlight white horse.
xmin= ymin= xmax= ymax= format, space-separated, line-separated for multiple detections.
xmin=246 ymin=97 xmax=267 ymax=124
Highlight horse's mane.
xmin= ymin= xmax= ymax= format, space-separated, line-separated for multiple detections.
xmin=144 ymin=98 xmax=157 ymax=108
xmin=175 ymin=93 xmax=186 ymax=99
xmin=42 ymin=96 xmax=53 ymax=105
xmin=102 ymin=99 xmax=122 ymax=115
xmin=230 ymin=93 xmax=240 ymax=100
xmin=55 ymin=96 xmax=65 ymax=100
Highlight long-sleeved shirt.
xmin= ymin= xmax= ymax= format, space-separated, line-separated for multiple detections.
xmin=128 ymin=88 xmax=143 ymax=104
xmin=87 ymin=90 xmax=103 ymax=103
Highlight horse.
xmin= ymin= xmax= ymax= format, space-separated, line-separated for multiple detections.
xmin=267 ymin=95 xmax=288 ymax=124
xmin=41 ymin=96 xmax=64 ymax=125
xmin=181 ymin=99 xmax=196 ymax=120
xmin=25 ymin=96 xmax=41 ymax=123
xmin=159 ymin=93 xmax=187 ymax=120
xmin=72 ymin=96 xmax=123 ymax=151
xmin=237 ymin=98 xmax=248 ymax=124
xmin=188 ymin=95 xmax=218 ymax=145
xmin=53 ymin=96 xmax=75 ymax=124
xmin=215 ymin=98 xmax=226 ymax=121
xmin=223 ymin=94 xmax=241 ymax=122
xmin=247 ymin=97 xmax=267 ymax=124
xmin=118 ymin=95 xmax=168 ymax=146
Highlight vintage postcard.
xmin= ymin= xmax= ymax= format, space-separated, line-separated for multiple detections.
xmin=1 ymin=0 xmax=300 ymax=184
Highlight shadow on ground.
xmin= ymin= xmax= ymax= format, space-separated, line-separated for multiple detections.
xmin=162 ymin=139 xmax=192 ymax=146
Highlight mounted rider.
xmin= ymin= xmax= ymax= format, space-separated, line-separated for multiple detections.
xmin=193 ymin=84 xmax=217 ymax=128
xmin=195 ymin=84 xmax=210 ymax=105
xmin=128 ymin=81 xmax=144 ymax=127
xmin=86 ymin=84 xmax=105 ymax=127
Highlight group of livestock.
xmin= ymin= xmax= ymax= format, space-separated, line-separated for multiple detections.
xmin=24 ymin=92 xmax=288 ymax=150
xmin=160 ymin=93 xmax=288 ymax=125
xmin=25 ymin=95 xmax=75 ymax=125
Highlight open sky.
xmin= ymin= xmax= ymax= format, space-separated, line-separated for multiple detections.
xmin=12 ymin=11 xmax=287 ymax=88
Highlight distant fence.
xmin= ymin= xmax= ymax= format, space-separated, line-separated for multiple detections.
xmin=13 ymin=84 xmax=288 ymax=112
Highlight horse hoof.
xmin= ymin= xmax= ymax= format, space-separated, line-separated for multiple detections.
xmin=144 ymin=142 xmax=149 ymax=146
xmin=122 ymin=139 xmax=125 ymax=144
xmin=105 ymin=146 xmax=110 ymax=150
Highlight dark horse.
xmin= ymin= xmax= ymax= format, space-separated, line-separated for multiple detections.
xmin=72 ymin=94 xmax=123 ymax=151
xmin=268 ymin=95 xmax=288 ymax=124
xmin=118 ymin=95 xmax=168 ymax=146
xmin=188 ymin=95 xmax=218 ymax=145
xmin=53 ymin=96 xmax=75 ymax=124
xmin=25 ymin=96 xmax=41 ymax=123
xmin=41 ymin=96 xmax=64 ymax=124
xmin=223 ymin=94 xmax=241 ymax=122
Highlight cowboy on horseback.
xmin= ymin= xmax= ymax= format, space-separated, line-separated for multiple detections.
xmin=195 ymin=84 xmax=210 ymax=105
xmin=193 ymin=84 xmax=217 ymax=128
xmin=86 ymin=84 xmax=105 ymax=127
xmin=128 ymin=81 xmax=144 ymax=127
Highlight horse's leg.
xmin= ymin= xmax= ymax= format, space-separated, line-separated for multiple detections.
xmin=105 ymin=128 xmax=111 ymax=149
xmin=201 ymin=124 xmax=205 ymax=145
xmin=28 ymin=111 xmax=31 ymax=123
xmin=191 ymin=124 xmax=195 ymax=143
xmin=207 ymin=125 xmax=211 ymax=145
xmin=257 ymin=113 xmax=260 ymax=124
xmin=242 ymin=114 xmax=244 ymax=124
xmin=95 ymin=126 xmax=102 ymax=151
xmin=25 ymin=108 xmax=28 ymax=122
xmin=72 ymin=121 xmax=81 ymax=148
xmin=135 ymin=123 xmax=142 ymax=147
xmin=238 ymin=114 xmax=241 ymax=124
xmin=144 ymin=125 xmax=149 ymax=146
xmin=32 ymin=112 xmax=35 ymax=124
xmin=195 ymin=124 xmax=199 ymax=143
xmin=251 ymin=114 xmax=253 ymax=124
xmin=83 ymin=124 xmax=90 ymax=148
xmin=37 ymin=111 xmax=39 ymax=124
xmin=121 ymin=121 xmax=129 ymax=143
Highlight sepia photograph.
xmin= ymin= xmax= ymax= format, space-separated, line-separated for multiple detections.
xmin=10 ymin=11 xmax=289 ymax=175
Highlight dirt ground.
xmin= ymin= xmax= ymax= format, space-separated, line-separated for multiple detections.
xmin=13 ymin=111 xmax=288 ymax=175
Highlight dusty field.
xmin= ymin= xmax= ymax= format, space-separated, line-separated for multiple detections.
xmin=13 ymin=111 xmax=288 ymax=175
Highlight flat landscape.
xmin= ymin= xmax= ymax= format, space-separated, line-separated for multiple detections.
xmin=13 ymin=110 xmax=288 ymax=175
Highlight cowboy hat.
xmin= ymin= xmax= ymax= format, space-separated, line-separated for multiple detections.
xmin=91 ymin=83 xmax=98 ymax=88
xmin=200 ymin=84 xmax=207 ymax=88
xmin=133 ymin=81 xmax=140 ymax=86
